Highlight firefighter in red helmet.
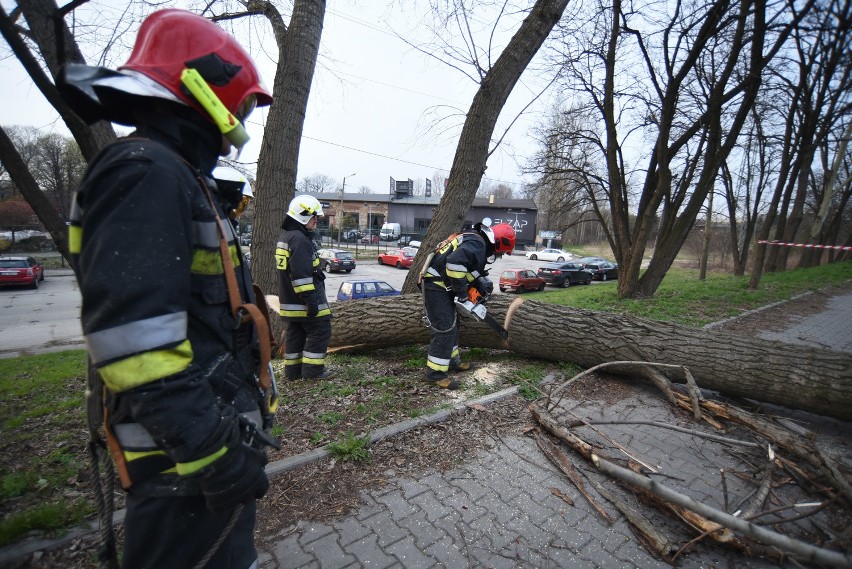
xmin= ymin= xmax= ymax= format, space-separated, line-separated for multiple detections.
xmin=420 ymin=220 xmax=516 ymax=389
xmin=59 ymin=9 xmax=273 ymax=568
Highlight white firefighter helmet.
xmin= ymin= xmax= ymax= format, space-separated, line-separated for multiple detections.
xmin=287 ymin=195 xmax=324 ymax=225
xmin=212 ymin=166 xmax=253 ymax=217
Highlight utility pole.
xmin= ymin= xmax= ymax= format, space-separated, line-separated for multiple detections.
xmin=337 ymin=173 xmax=356 ymax=243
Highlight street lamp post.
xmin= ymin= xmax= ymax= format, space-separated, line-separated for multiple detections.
xmin=337 ymin=173 xmax=356 ymax=244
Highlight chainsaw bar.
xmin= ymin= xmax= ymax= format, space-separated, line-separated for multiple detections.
xmin=480 ymin=313 xmax=509 ymax=340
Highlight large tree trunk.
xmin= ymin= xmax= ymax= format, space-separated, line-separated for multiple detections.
xmin=329 ymin=295 xmax=852 ymax=421
xmin=402 ymin=0 xmax=569 ymax=293
xmin=250 ymin=0 xmax=325 ymax=340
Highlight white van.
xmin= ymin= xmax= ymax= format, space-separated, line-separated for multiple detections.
xmin=380 ymin=223 xmax=401 ymax=241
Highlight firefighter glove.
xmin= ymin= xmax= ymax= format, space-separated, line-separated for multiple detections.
xmin=475 ymin=277 xmax=493 ymax=299
xmin=306 ymin=302 xmax=319 ymax=318
xmin=199 ymin=443 xmax=269 ymax=513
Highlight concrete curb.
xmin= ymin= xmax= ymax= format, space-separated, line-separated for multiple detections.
xmin=702 ymin=290 xmax=814 ymax=330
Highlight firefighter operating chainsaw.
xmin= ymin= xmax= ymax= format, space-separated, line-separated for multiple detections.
xmin=419 ymin=220 xmax=516 ymax=390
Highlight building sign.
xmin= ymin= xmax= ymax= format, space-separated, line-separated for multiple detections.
xmin=425 ymin=179 xmax=431 ymax=197
xmin=491 ymin=210 xmax=531 ymax=236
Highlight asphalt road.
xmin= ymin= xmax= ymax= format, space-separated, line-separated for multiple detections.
xmin=0 ymin=250 xmax=603 ymax=358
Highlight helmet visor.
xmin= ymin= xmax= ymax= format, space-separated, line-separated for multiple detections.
xmin=236 ymin=94 xmax=257 ymax=122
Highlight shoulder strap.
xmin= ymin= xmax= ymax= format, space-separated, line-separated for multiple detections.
xmin=195 ymin=174 xmax=275 ymax=395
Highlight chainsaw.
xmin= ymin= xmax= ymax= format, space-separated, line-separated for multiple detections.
xmin=455 ymin=285 xmax=509 ymax=340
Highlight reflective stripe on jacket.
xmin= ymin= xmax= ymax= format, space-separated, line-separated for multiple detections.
xmin=422 ymin=232 xmax=487 ymax=296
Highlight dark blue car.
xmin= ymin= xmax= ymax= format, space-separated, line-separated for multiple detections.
xmin=336 ymin=280 xmax=400 ymax=301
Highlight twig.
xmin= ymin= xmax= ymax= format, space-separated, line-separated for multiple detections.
xmin=592 ymin=480 xmax=677 ymax=561
xmin=572 ymin=420 xmax=760 ymax=448
xmin=533 ymin=431 xmax=613 ymax=524
xmin=738 ymin=445 xmax=775 ymax=519
xmin=815 ymin=445 xmax=852 ymax=506
xmin=591 ymin=453 xmax=852 ymax=568
xmin=682 ymin=367 xmax=703 ymax=420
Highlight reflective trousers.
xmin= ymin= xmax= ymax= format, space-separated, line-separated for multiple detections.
xmin=282 ymin=318 xmax=333 ymax=379
xmin=423 ymin=286 xmax=461 ymax=380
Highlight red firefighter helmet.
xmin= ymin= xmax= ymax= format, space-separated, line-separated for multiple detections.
xmin=491 ymin=223 xmax=516 ymax=255
xmin=120 ymin=9 xmax=272 ymax=121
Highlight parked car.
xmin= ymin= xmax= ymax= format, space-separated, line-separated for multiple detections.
xmin=525 ymin=248 xmax=573 ymax=262
xmin=341 ymin=229 xmax=361 ymax=242
xmin=398 ymin=235 xmax=420 ymax=247
xmin=377 ymin=248 xmax=415 ymax=269
xmin=577 ymin=256 xmax=608 ymax=265
xmin=536 ymin=262 xmax=592 ymax=287
xmin=584 ymin=261 xmax=619 ymax=281
xmin=0 ymin=256 xmax=45 ymax=289
xmin=360 ymin=230 xmax=379 ymax=244
xmin=337 ymin=279 xmax=400 ymax=301
xmin=317 ymin=249 xmax=356 ymax=273
xmin=499 ymin=269 xmax=545 ymax=293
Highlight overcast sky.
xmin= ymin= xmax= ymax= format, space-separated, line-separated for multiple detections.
xmin=1 ymin=0 xmax=555 ymax=196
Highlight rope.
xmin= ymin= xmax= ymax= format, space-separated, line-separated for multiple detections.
xmin=191 ymin=504 xmax=244 ymax=569
xmin=88 ymin=440 xmax=118 ymax=569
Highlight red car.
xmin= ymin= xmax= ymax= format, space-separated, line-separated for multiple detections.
xmin=499 ymin=268 xmax=545 ymax=293
xmin=0 ymin=256 xmax=45 ymax=289
xmin=377 ymin=248 xmax=415 ymax=269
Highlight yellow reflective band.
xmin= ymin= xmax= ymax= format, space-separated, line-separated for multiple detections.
xmin=124 ymin=449 xmax=167 ymax=462
xmin=302 ymin=356 xmax=325 ymax=365
xmin=175 ymin=445 xmax=228 ymax=476
xmin=427 ymin=360 xmax=450 ymax=372
xmin=275 ymin=249 xmax=289 ymax=270
xmin=68 ymin=225 xmax=82 ymax=254
xmin=191 ymin=245 xmax=241 ymax=275
xmin=180 ymin=68 xmax=249 ymax=150
xmin=446 ymin=269 xmax=467 ymax=279
xmin=293 ymin=283 xmax=315 ymax=294
xmin=98 ymin=340 xmax=193 ymax=392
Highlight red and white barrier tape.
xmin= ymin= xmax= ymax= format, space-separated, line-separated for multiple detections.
xmin=758 ymin=240 xmax=852 ymax=251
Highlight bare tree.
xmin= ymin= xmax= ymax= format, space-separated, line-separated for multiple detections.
xmin=298 ymin=172 xmax=338 ymax=194
xmin=401 ymin=0 xmax=571 ymax=293
xmin=748 ymin=0 xmax=851 ymax=286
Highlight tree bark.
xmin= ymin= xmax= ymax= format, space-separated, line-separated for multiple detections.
xmin=402 ymin=0 xmax=569 ymax=293
xmin=249 ymin=0 xmax=325 ymax=339
xmin=329 ymin=295 xmax=852 ymax=421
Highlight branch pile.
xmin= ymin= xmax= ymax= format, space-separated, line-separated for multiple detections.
xmin=528 ymin=362 xmax=852 ymax=567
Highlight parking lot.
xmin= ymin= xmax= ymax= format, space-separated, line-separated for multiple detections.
xmin=323 ymin=246 xmax=611 ymax=302
xmin=0 ymin=247 xmax=613 ymax=356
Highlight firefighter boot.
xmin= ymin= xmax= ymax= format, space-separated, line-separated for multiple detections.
xmin=449 ymin=360 xmax=475 ymax=373
xmin=425 ymin=370 xmax=459 ymax=390
xmin=305 ymin=369 xmax=336 ymax=381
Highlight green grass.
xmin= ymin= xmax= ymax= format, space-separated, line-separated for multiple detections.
xmin=537 ymin=263 xmax=852 ymax=326
xmin=0 ymin=350 xmax=91 ymax=545
xmin=326 ymin=431 xmax=371 ymax=462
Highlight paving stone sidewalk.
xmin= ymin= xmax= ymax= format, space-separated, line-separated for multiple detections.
xmin=256 ymin=290 xmax=852 ymax=568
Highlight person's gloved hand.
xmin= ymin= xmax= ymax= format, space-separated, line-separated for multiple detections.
xmin=475 ymin=277 xmax=493 ymax=298
xmin=199 ymin=444 xmax=269 ymax=513
xmin=306 ymin=302 xmax=319 ymax=318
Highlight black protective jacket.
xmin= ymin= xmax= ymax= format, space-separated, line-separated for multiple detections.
xmin=422 ymin=232 xmax=489 ymax=297
xmin=69 ymin=112 xmax=262 ymax=491
xmin=276 ymin=217 xmax=331 ymax=320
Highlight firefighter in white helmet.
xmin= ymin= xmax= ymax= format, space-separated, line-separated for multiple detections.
xmin=276 ymin=195 xmax=334 ymax=380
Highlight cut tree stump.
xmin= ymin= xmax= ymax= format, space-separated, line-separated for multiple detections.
xmin=328 ymin=294 xmax=852 ymax=421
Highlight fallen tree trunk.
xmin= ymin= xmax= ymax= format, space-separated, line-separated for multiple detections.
xmin=328 ymin=294 xmax=852 ymax=420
